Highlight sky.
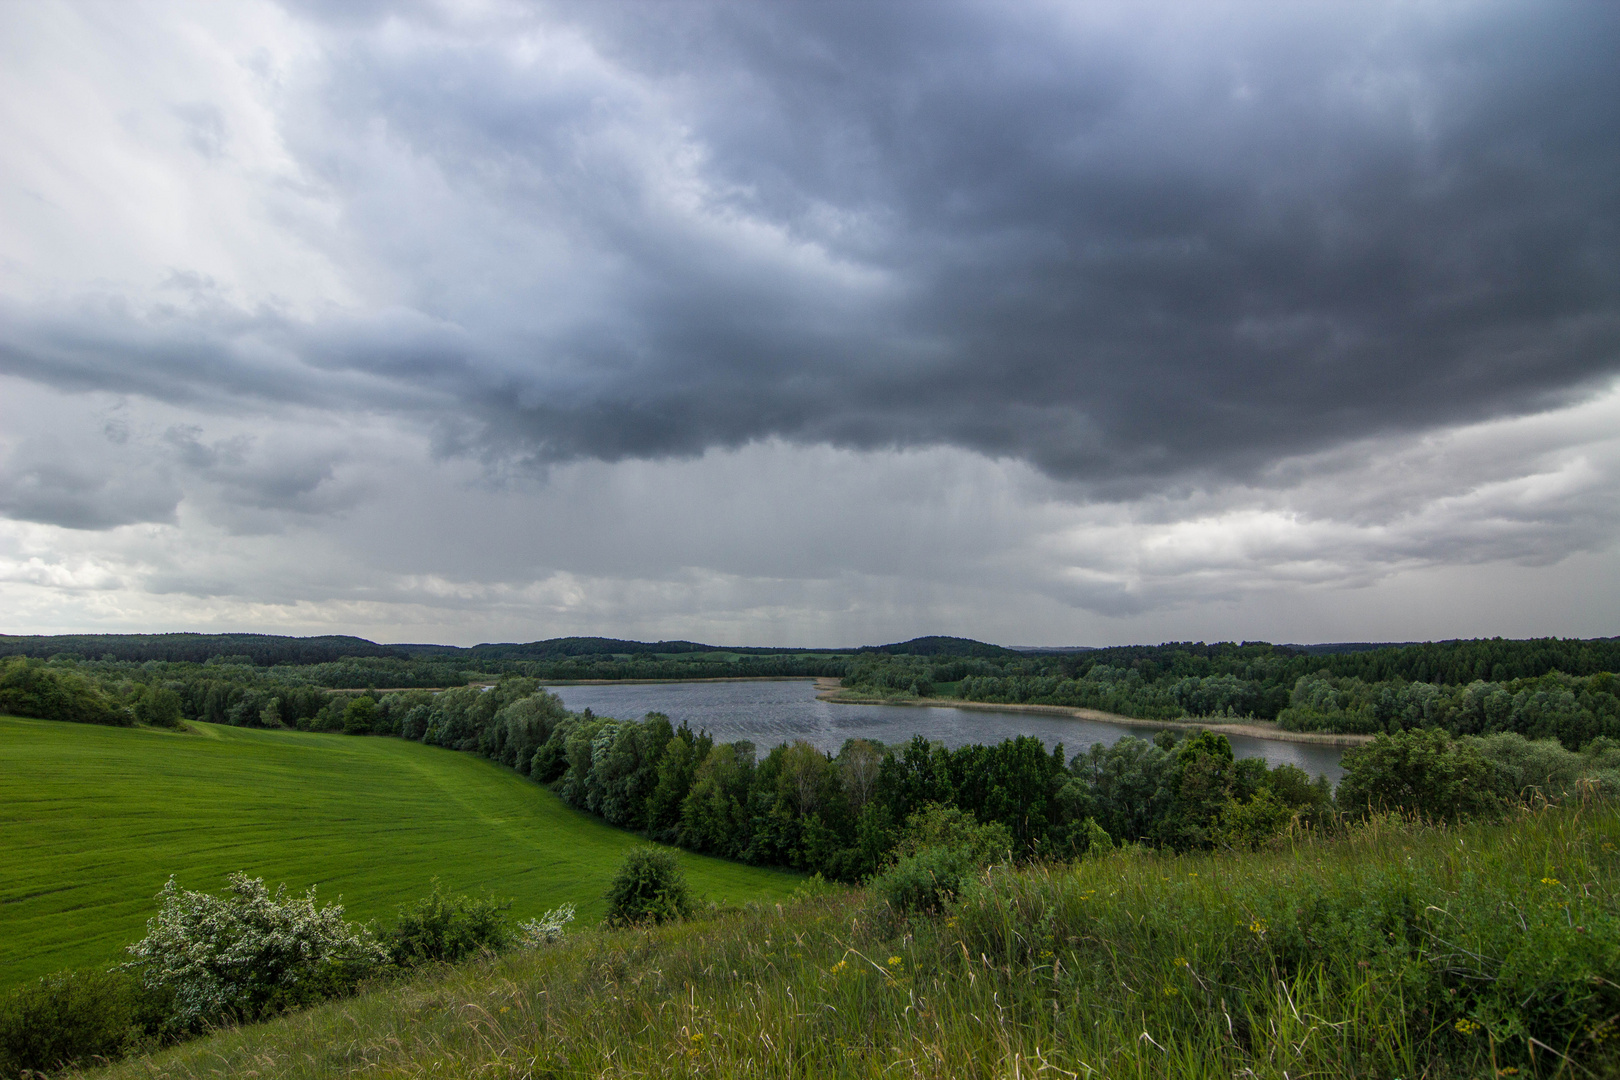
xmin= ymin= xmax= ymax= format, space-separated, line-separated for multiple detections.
xmin=0 ymin=0 xmax=1617 ymax=649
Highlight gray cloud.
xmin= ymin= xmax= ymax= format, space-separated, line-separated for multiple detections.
xmin=0 ymin=432 xmax=180 ymax=529
xmin=3 ymin=0 xmax=1613 ymax=493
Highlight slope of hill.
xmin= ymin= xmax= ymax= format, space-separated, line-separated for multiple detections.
xmin=0 ymin=716 xmax=799 ymax=988
xmin=75 ymin=802 xmax=1620 ymax=1080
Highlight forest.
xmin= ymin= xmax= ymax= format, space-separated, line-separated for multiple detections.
xmin=842 ymin=638 xmax=1620 ymax=747
xmin=6 ymin=634 xmax=1619 ymax=749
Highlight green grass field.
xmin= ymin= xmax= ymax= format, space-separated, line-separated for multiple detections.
xmin=0 ymin=716 xmax=800 ymax=988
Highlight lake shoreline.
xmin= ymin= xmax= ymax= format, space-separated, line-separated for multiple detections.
xmin=813 ymin=677 xmax=1373 ymax=748
xmin=540 ymin=675 xmax=823 ymax=686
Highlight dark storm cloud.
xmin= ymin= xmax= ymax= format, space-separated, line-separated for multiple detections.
xmin=5 ymin=0 xmax=1617 ymax=492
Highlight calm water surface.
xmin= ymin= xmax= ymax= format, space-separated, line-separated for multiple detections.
xmin=548 ymin=679 xmax=1345 ymax=785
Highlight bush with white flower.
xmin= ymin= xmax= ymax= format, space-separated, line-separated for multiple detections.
xmin=516 ymin=903 xmax=576 ymax=947
xmin=123 ymin=873 xmax=385 ymax=1030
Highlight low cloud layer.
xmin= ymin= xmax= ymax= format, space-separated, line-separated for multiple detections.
xmin=0 ymin=1 xmax=1616 ymax=643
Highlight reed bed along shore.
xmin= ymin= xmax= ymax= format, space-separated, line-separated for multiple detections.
xmin=75 ymin=800 xmax=1619 ymax=1080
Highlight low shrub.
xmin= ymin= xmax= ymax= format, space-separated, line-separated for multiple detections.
xmin=1469 ymin=730 xmax=1620 ymax=799
xmin=123 ymin=874 xmax=385 ymax=1030
xmin=514 ymin=904 xmax=576 ymax=947
xmin=132 ymin=686 xmax=184 ymax=727
xmin=871 ymin=804 xmax=1019 ymax=914
xmin=603 ymin=848 xmax=693 ymax=926
xmin=0 ymin=969 xmax=168 ymax=1078
xmin=871 ymin=843 xmax=977 ymax=914
xmin=383 ymin=882 xmax=512 ymax=965
xmin=1337 ymin=727 xmax=1502 ymax=820
xmin=890 ymin=803 xmax=1014 ymax=863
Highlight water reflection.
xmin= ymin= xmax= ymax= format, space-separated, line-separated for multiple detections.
xmin=548 ymin=679 xmax=1345 ymax=785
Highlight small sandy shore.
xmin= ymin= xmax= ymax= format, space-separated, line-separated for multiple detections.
xmin=542 ymin=676 xmax=821 ymax=686
xmin=813 ymin=677 xmax=1372 ymax=748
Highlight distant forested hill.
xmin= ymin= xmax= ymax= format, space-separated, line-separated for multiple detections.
xmin=0 ymin=633 xmax=407 ymax=666
xmin=859 ymin=635 xmax=1019 ymax=658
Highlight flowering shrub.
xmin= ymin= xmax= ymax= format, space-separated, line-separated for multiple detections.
xmin=123 ymin=874 xmax=385 ymax=1029
xmin=516 ymin=904 xmax=576 ymax=947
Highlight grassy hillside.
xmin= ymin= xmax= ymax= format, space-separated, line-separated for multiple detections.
xmin=72 ymin=802 xmax=1620 ymax=1080
xmin=0 ymin=716 xmax=799 ymax=987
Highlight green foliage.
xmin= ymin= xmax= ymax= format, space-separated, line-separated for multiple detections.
xmin=890 ymin=803 xmax=1014 ymax=865
xmin=1470 ymin=731 xmax=1620 ymax=799
xmin=676 ymin=741 xmax=756 ymax=858
xmin=1337 ymin=728 xmax=1502 ymax=820
xmin=872 ymin=804 xmax=1017 ymax=914
xmin=382 ymin=882 xmax=510 ymax=966
xmin=843 ymin=639 xmax=1620 ymax=740
xmin=1214 ymin=787 xmax=1294 ymax=849
xmin=133 ymin=685 xmax=184 ymax=727
xmin=602 ymin=848 xmax=693 ymax=927
xmin=871 ymin=843 xmax=978 ymax=915
xmin=7 ymin=634 xmax=1619 ymax=743
xmin=0 ymin=657 xmax=127 ymax=726
xmin=0 ymin=633 xmax=405 ymax=666
xmin=0 ymin=968 xmax=168 ymax=1078
xmin=340 ymin=695 xmax=379 ymax=734
xmin=1075 ymin=816 xmax=1113 ymax=856
xmin=123 ymin=873 xmax=386 ymax=1030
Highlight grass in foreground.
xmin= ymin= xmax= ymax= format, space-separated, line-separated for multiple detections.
xmin=76 ymin=802 xmax=1620 ymax=1080
xmin=0 ymin=716 xmax=799 ymax=987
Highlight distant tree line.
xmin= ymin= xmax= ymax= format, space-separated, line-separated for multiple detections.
xmin=845 ymin=638 xmax=1620 ymax=748
xmin=0 ymin=633 xmax=408 ymax=666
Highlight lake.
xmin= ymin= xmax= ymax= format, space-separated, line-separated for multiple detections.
xmin=548 ymin=679 xmax=1346 ymax=785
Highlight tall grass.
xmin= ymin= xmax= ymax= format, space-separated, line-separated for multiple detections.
xmin=78 ymin=802 xmax=1619 ymax=1079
